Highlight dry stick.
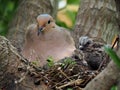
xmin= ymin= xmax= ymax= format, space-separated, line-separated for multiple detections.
xmin=111 ymin=35 xmax=119 ymax=49
xmin=59 ymin=69 xmax=72 ymax=81
xmin=56 ymin=79 xmax=83 ymax=89
xmin=42 ymin=75 xmax=54 ymax=84
xmin=80 ymin=75 xmax=93 ymax=87
xmin=52 ymin=73 xmax=80 ymax=88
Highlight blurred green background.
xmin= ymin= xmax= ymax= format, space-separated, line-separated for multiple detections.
xmin=56 ymin=0 xmax=80 ymax=29
xmin=0 ymin=0 xmax=19 ymax=36
xmin=0 ymin=0 xmax=80 ymax=36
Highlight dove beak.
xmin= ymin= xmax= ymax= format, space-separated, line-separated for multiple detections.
xmin=37 ymin=26 xmax=45 ymax=36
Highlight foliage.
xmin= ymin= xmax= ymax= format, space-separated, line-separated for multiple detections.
xmin=104 ymin=45 xmax=120 ymax=68
xmin=104 ymin=45 xmax=120 ymax=90
xmin=111 ymin=85 xmax=118 ymax=90
xmin=65 ymin=10 xmax=77 ymax=28
xmin=67 ymin=0 xmax=80 ymax=5
xmin=56 ymin=9 xmax=77 ymax=29
xmin=64 ymin=58 xmax=76 ymax=65
xmin=61 ymin=58 xmax=76 ymax=68
xmin=47 ymin=56 xmax=55 ymax=67
xmin=56 ymin=19 xmax=69 ymax=28
xmin=67 ymin=88 xmax=73 ymax=90
xmin=56 ymin=0 xmax=80 ymax=29
xmin=0 ymin=0 xmax=19 ymax=36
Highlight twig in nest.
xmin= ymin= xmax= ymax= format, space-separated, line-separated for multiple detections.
xmin=59 ymin=69 xmax=72 ymax=81
xmin=56 ymin=79 xmax=83 ymax=89
xmin=80 ymin=76 xmax=93 ymax=87
xmin=51 ymin=73 xmax=80 ymax=88
xmin=111 ymin=35 xmax=119 ymax=49
xmin=15 ymin=65 xmax=30 ymax=84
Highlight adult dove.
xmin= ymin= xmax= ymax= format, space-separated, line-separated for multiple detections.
xmin=22 ymin=14 xmax=76 ymax=66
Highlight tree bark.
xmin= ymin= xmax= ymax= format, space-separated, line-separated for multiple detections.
xmin=73 ymin=0 xmax=120 ymax=90
xmin=73 ymin=0 xmax=119 ymax=48
xmin=115 ymin=0 xmax=120 ymax=27
xmin=0 ymin=36 xmax=23 ymax=90
xmin=83 ymin=61 xmax=120 ymax=90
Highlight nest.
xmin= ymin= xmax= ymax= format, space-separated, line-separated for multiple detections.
xmin=22 ymin=40 xmax=110 ymax=90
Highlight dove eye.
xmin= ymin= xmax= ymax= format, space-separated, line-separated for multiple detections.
xmin=48 ymin=20 xmax=51 ymax=24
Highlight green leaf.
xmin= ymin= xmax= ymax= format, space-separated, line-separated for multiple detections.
xmin=111 ymin=85 xmax=118 ymax=90
xmin=104 ymin=45 xmax=120 ymax=68
xmin=0 ymin=21 xmax=8 ymax=35
xmin=66 ymin=10 xmax=76 ymax=27
xmin=4 ymin=1 xmax=15 ymax=18
xmin=64 ymin=58 xmax=76 ymax=65
xmin=47 ymin=56 xmax=54 ymax=67
xmin=67 ymin=0 xmax=80 ymax=5
xmin=0 ymin=0 xmax=19 ymax=36
xmin=67 ymin=88 xmax=73 ymax=90
xmin=56 ymin=19 xmax=69 ymax=29
xmin=7 ymin=1 xmax=15 ymax=11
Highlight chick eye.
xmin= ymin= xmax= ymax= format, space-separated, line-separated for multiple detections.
xmin=48 ymin=20 xmax=51 ymax=24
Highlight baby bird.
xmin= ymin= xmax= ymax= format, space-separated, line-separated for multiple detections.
xmin=22 ymin=14 xmax=76 ymax=66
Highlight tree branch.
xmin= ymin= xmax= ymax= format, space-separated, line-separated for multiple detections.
xmin=83 ymin=61 xmax=120 ymax=90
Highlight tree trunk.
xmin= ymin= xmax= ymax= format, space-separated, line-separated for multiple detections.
xmin=73 ymin=0 xmax=120 ymax=90
xmin=73 ymin=0 xmax=119 ymax=48
xmin=115 ymin=0 xmax=120 ymax=27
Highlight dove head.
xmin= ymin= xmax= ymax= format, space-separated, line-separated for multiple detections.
xmin=37 ymin=14 xmax=55 ymax=35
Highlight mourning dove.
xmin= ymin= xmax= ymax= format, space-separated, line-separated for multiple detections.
xmin=22 ymin=14 xmax=76 ymax=66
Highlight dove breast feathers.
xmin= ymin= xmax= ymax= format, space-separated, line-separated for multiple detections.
xmin=22 ymin=16 xmax=75 ymax=66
